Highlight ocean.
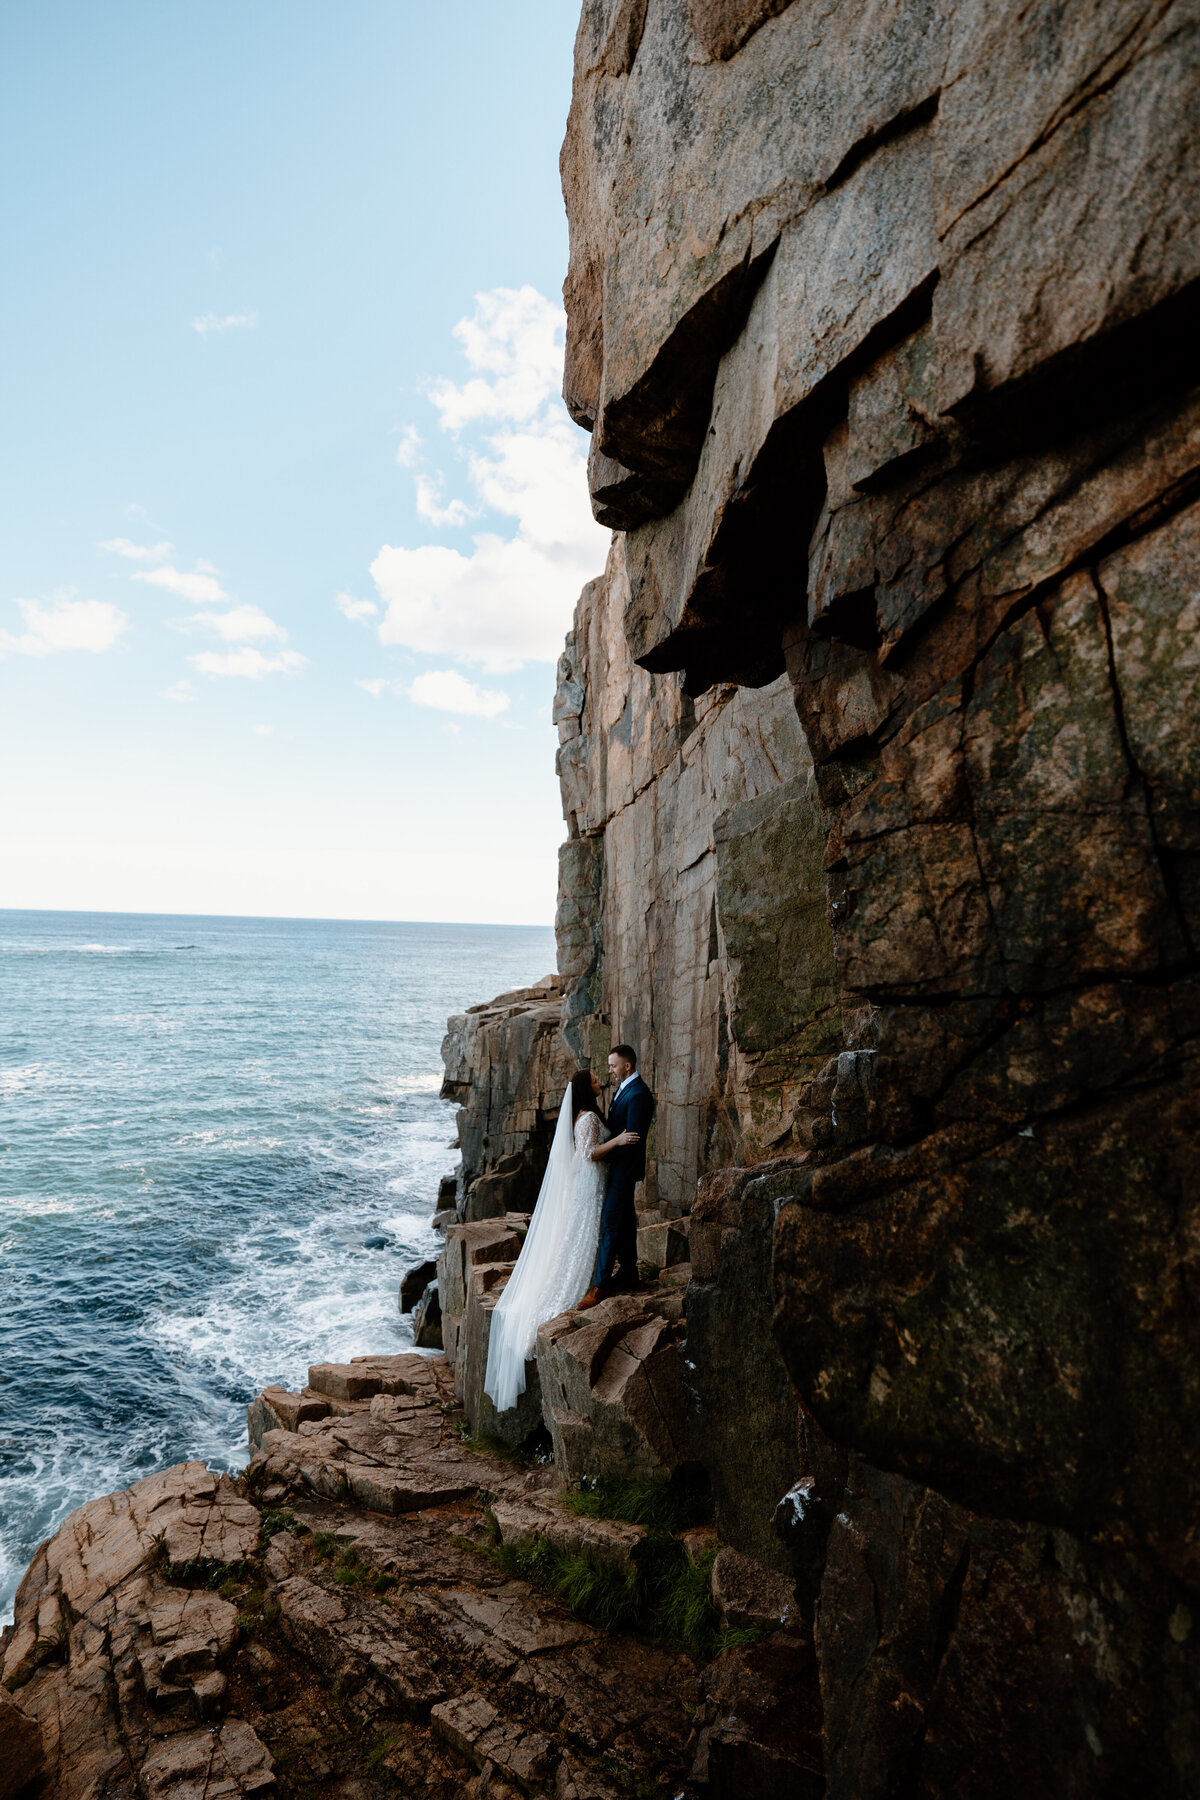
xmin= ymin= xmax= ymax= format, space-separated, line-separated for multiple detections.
xmin=0 ymin=909 xmax=555 ymax=1624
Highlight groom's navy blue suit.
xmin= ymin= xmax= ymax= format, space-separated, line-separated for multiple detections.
xmin=593 ymin=1073 xmax=655 ymax=1289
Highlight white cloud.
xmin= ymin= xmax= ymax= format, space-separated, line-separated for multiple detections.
xmin=394 ymin=425 xmax=422 ymax=467
xmin=0 ymin=596 xmax=128 ymax=659
xmin=162 ymin=679 xmax=195 ymax=703
xmin=191 ymin=311 xmax=258 ymax=336
xmin=100 ymin=537 xmax=174 ymax=562
xmin=336 ymin=592 xmax=378 ymax=623
xmin=184 ymin=605 xmax=286 ymax=642
xmin=134 ymin=564 xmax=231 ymax=604
xmin=253 ymin=724 xmax=274 ymax=736
xmin=414 ymin=475 xmax=472 ymax=530
xmin=370 ymin=286 xmax=609 ymax=672
xmin=357 ymin=677 xmax=392 ymax=697
xmin=408 ymin=669 xmax=510 ymax=718
xmin=428 ymin=286 xmax=563 ymax=430
xmin=189 ymin=648 xmax=306 ymax=679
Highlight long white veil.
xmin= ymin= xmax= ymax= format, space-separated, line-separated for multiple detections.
xmin=483 ymin=1090 xmax=577 ymax=1413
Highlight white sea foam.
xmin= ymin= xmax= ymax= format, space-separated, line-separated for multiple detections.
xmin=0 ymin=1195 xmax=79 ymax=1217
xmin=0 ymin=909 xmax=557 ymax=1628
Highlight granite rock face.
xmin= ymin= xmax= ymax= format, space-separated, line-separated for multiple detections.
xmin=559 ymin=0 xmax=1200 ymax=1788
xmin=0 ymin=1464 xmax=271 ymax=1800
xmin=440 ymin=978 xmax=572 ymax=1221
xmin=555 ymin=541 xmax=838 ymax=1216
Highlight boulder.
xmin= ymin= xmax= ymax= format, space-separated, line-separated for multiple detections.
xmin=400 ymin=1258 xmax=438 ymax=1312
xmin=635 ymin=1218 xmax=689 ymax=1270
xmin=247 ymin=1386 xmax=330 ymax=1452
xmin=536 ymin=1296 xmax=688 ymax=1482
xmin=411 ymin=1279 xmax=442 ymax=1350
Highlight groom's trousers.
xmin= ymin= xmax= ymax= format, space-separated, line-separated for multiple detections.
xmin=593 ymin=1168 xmax=639 ymax=1289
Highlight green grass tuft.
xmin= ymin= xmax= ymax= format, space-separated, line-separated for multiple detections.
xmin=561 ymin=1470 xmax=713 ymax=1536
xmin=652 ymin=1544 xmax=722 ymax=1650
xmin=490 ymin=1537 xmax=641 ymax=1633
xmin=258 ymin=1508 xmax=303 ymax=1548
xmin=479 ymin=1520 xmax=730 ymax=1658
xmin=363 ymin=1736 xmax=398 ymax=1783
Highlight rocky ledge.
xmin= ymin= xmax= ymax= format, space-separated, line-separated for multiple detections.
xmin=1 ymin=1347 xmax=814 ymax=1800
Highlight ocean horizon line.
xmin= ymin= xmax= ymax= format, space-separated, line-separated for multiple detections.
xmin=0 ymin=905 xmax=555 ymax=932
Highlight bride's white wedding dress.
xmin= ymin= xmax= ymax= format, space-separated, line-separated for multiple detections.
xmin=483 ymin=1099 xmax=609 ymax=1412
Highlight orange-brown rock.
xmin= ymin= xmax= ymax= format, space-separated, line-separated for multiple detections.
xmin=4 ymin=1351 xmax=811 ymax=1800
xmin=556 ymin=0 xmax=1200 ymax=1788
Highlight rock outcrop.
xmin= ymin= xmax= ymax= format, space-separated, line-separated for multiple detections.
xmin=440 ymin=979 xmax=572 ymax=1222
xmin=2 ymin=1357 xmax=817 ymax=1800
xmin=550 ymin=0 xmax=1200 ymax=1790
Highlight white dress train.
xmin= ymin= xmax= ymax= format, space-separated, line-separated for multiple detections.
xmin=483 ymin=1100 xmax=609 ymax=1413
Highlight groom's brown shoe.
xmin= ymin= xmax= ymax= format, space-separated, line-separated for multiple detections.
xmin=576 ymin=1285 xmax=609 ymax=1310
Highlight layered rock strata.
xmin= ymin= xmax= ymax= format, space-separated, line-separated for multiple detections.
xmin=2 ymin=1354 xmax=818 ymax=1800
xmin=550 ymin=0 xmax=1200 ymax=1790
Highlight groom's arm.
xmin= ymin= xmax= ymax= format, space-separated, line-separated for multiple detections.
xmin=625 ymin=1087 xmax=654 ymax=1139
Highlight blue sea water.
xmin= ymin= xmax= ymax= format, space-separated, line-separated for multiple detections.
xmin=0 ymin=909 xmax=555 ymax=1624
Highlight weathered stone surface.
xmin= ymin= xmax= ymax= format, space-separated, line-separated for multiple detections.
xmin=141 ymin=1719 xmax=275 ymax=1800
xmin=431 ymin=1690 xmax=554 ymax=1789
xmin=3 ymin=1353 xmax=714 ymax=1800
xmin=0 ymin=1689 xmax=43 ymax=1800
xmin=634 ymin=1219 xmax=688 ymax=1270
xmin=248 ymin=1388 xmax=330 ymax=1452
xmin=2 ymin=1463 xmax=259 ymax=1694
xmin=710 ymin=1546 xmax=794 ymax=1633
xmin=685 ymin=1164 xmax=802 ymax=1571
xmin=690 ymin=1630 xmax=824 ymax=1800
xmin=536 ymin=1296 xmax=688 ymax=1482
xmin=460 ymin=1264 xmax=545 ymax=1448
xmin=555 ymin=539 xmax=826 ymax=1209
xmin=489 ymin=1499 xmax=646 ymax=1576
xmin=436 ymin=1220 xmax=536 ymax=1434
xmin=441 ymin=979 xmax=572 ymax=1221
xmin=0 ymin=1464 xmax=274 ymax=1800
xmin=558 ymin=0 xmax=1200 ymax=1784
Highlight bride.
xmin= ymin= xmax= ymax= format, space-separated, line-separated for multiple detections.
xmin=483 ymin=1068 xmax=639 ymax=1413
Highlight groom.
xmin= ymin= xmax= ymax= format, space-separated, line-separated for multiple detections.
xmin=578 ymin=1044 xmax=655 ymax=1308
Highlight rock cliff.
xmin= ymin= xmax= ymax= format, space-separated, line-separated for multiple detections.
xmin=5 ymin=6 xmax=1199 ymax=1797
xmin=548 ymin=0 xmax=1200 ymax=1791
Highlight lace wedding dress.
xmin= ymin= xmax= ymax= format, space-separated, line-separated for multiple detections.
xmin=483 ymin=1100 xmax=609 ymax=1412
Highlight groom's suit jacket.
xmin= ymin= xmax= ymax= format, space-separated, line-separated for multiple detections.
xmin=606 ymin=1074 xmax=655 ymax=1185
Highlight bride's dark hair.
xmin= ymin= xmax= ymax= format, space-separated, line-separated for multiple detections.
xmin=569 ymin=1068 xmax=602 ymax=1119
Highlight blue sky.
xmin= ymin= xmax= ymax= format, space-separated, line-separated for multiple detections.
xmin=0 ymin=1 xmax=607 ymax=925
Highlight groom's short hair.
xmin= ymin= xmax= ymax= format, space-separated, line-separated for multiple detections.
xmin=611 ymin=1044 xmax=637 ymax=1067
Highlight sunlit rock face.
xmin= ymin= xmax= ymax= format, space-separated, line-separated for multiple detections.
xmin=561 ymin=0 xmax=1200 ymax=1788
xmin=555 ymin=543 xmax=841 ymax=1214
